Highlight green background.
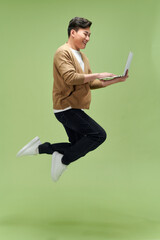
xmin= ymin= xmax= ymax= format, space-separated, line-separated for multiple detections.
xmin=1 ymin=0 xmax=160 ymax=239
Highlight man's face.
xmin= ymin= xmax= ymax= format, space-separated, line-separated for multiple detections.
xmin=71 ymin=27 xmax=91 ymax=50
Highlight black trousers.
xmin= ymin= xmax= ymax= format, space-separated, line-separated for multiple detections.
xmin=38 ymin=109 xmax=107 ymax=165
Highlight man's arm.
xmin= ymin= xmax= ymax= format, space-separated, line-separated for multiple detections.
xmin=84 ymin=70 xmax=129 ymax=87
xmin=84 ymin=72 xmax=116 ymax=83
xmin=55 ymin=50 xmax=129 ymax=87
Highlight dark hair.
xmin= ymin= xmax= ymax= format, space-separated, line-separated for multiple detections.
xmin=68 ymin=17 xmax=92 ymax=37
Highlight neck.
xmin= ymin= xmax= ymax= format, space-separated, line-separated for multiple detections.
xmin=67 ymin=39 xmax=80 ymax=51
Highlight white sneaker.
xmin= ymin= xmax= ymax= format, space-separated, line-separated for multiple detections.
xmin=51 ymin=151 xmax=67 ymax=182
xmin=16 ymin=136 xmax=41 ymax=157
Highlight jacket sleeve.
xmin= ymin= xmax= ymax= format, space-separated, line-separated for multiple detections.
xmin=54 ymin=50 xmax=85 ymax=85
xmin=88 ymin=66 xmax=103 ymax=90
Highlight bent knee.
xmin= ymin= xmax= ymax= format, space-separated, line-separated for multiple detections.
xmin=102 ymin=129 xmax=107 ymax=142
xmin=88 ymin=128 xmax=107 ymax=145
xmin=98 ymin=129 xmax=107 ymax=144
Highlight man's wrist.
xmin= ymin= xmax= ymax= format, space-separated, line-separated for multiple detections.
xmin=84 ymin=73 xmax=99 ymax=83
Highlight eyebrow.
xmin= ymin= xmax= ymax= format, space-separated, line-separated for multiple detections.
xmin=84 ymin=31 xmax=91 ymax=36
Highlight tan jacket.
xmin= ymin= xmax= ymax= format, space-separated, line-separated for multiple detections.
xmin=53 ymin=43 xmax=103 ymax=110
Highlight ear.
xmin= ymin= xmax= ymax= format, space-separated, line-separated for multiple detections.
xmin=70 ymin=29 xmax=76 ymax=38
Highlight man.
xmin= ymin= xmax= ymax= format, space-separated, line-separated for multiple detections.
xmin=17 ymin=17 xmax=129 ymax=182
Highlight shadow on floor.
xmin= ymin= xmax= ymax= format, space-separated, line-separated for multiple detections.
xmin=0 ymin=213 xmax=160 ymax=240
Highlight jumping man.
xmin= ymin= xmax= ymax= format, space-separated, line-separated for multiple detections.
xmin=17 ymin=17 xmax=129 ymax=182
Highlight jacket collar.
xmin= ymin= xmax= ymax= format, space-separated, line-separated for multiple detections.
xmin=64 ymin=43 xmax=88 ymax=74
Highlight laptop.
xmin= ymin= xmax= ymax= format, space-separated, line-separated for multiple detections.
xmin=101 ymin=51 xmax=133 ymax=80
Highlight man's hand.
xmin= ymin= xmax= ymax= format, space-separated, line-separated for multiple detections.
xmin=100 ymin=69 xmax=129 ymax=87
xmin=84 ymin=72 xmax=117 ymax=83
xmin=98 ymin=72 xmax=117 ymax=79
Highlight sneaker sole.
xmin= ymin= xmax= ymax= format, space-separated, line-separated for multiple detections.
xmin=17 ymin=136 xmax=40 ymax=157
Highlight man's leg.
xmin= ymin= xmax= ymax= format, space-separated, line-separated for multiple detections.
xmin=53 ymin=109 xmax=107 ymax=165
xmin=18 ymin=109 xmax=106 ymax=165
xmin=17 ymin=109 xmax=107 ymax=181
xmin=38 ymin=125 xmax=83 ymax=155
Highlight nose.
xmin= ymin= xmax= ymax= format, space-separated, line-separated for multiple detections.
xmin=86 ymin=35 xmax=90 ymax=42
